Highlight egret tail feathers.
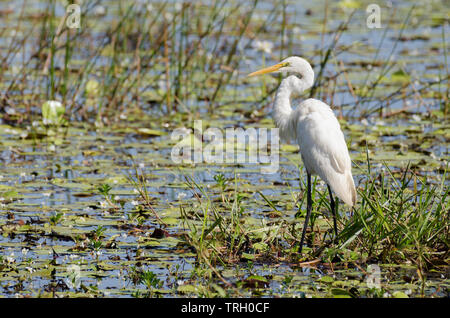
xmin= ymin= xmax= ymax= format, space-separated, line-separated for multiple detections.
xmin=330 ymin=172 xmax=356 ymax=207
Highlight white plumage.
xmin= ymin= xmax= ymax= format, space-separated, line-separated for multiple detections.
xmin=294 ymin=98 xmax=356 ymax=206
xmin=249 ymin=56 xmax=356 ymax=253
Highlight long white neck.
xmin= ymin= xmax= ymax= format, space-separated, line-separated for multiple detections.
xmin=272 ymin=74 xmax=313 ymax=141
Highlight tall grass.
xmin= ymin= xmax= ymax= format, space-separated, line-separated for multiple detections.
xmin=2 ymin=0 xmax=282 ymax=123
xmin=176 ymin=163 xmax=448 ymax=296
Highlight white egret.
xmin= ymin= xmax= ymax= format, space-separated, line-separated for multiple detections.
xmin=248 ymin=56 xmax=356 ymax=254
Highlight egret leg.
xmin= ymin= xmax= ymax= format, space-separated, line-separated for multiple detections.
xmin=327 ymin=184 xmax=338 ymax=238
xmin=299 ymin=172 xmax=312 ymax=254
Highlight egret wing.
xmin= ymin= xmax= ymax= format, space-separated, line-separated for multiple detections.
xmin=295 ymin=99 xmax=356 ymax=206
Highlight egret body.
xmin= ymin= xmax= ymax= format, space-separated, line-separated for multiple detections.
xmin=248 ymin=56 xmax=356 ymax=253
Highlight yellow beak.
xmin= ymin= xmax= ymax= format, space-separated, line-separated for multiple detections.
xmin=247 ymin=62 xmax=288 ymax=77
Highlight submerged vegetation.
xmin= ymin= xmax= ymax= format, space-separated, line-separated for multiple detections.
xmin=0 ymin=0 xmax=448 ymax=298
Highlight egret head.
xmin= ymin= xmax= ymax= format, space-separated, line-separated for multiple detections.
xmin=248 ymin=56 xmax=314 ymax=90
